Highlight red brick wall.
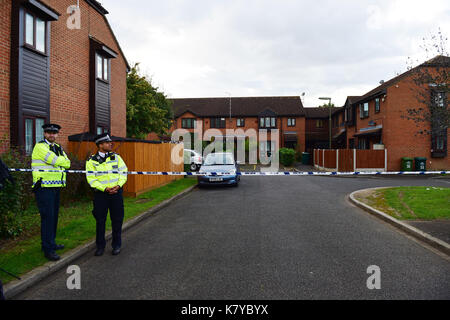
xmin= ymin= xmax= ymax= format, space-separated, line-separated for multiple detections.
xmin=12 ymin=0 xmax=128 ymax=150
xmin=280 ymin=116 xmax=305 ymax=152
xmin=0 ymin=0 xmax=11 ymax=153
xmin=306 ymin=118 xmax=329 ymax=141
xmin=172 ymin=113 xmax=306 ymax=153
xmin=346 ymin=72 xmax=449 ymax=170
xmin=384 ymin=75 xmax=449 ymax=171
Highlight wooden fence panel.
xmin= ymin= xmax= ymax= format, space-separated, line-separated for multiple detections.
xmin=324 ymin=150 xmax=336 ymax=169
xmin=68 ymin=141 xmax=182 ymax=197
xmin=356 ymin=150 xmax=385 ymax=169
xmin=338 ymin=149 xmax=353 ymax=172
xmin=313 ymin=149 xmax=386 ymax=171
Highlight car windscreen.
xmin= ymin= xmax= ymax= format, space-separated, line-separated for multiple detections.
xmin=204 ymin=154 xmax=234 ymax=165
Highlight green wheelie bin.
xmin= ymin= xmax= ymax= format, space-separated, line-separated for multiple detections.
xmin=414 ymin=157 xmax=427 ymax=171
xmin=401 ymin=157 xmax=413 ymax=171
xmin=301 ymin=152 xmax=310 ymax=165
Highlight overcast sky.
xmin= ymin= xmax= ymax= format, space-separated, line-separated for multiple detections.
xmin=102 ymin=0 xmax=449 ymax=107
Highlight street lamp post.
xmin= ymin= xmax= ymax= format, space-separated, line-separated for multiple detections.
xmin=225 ymin=92 xmax=232 ymax=125
xmin=319 ymin=97 xmax=332 ymax=149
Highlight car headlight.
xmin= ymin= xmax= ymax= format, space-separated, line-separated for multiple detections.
xmin=228 ymin=169 xmax=236 ymax=175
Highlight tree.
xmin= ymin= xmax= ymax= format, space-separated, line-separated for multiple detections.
xmin=126 ymin=63 xmax=173 ymax=139
xmin=318 ymin=103 xmax=336 ymax=108
xmin=403 ymin=31 xmax=449 ymax=138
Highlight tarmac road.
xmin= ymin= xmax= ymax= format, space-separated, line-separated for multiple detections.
xmin=17 ymin=175 xmax=450 ymax=299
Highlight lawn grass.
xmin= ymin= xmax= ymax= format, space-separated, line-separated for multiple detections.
xmin=0 ymin=178 xmax=197 ymax=285
xmin=362 ymin=186 xmax=450 ymax=220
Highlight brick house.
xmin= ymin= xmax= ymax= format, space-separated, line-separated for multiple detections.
xmin=343 ymin=55 xmax=449 ymax=170
xmin=304 ymin=106 xmax=345 ymax=156
xmin=0 ymin=0 xmax=129 ymax=154
xmin=170 ymin=96 xmax=306 ymax=157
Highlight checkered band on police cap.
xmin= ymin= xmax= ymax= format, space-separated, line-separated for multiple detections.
xmin=42 ymin=124 xmax=61 ymax=133
xmin=95 ymin=133 xmax=113 ymax=144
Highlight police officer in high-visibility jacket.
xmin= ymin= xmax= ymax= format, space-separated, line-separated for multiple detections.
xmin=32 ymin=123 xmax=71 ymax=261
xmin=86 ymin=133 xmax=128 ymax=256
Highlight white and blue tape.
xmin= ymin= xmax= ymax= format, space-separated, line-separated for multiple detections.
xmin=8 ymin=168 xmax=450 ymax=176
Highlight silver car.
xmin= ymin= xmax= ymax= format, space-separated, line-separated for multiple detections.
xmin=197 ymin=152 xmax=240 ymax=187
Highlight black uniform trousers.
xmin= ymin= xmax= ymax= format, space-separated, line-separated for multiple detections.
xmin=35 ymin=187 xmax=60 ymax=253
xmin=92 ymin=188 xmax=124 ymax=250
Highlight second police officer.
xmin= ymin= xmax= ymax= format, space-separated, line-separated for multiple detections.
xmin=86 ymin=133 xmax=128 ymax=256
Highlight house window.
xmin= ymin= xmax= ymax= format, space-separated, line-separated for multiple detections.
xmin=210 ymin=117 xmax=226 ymax=128
xmin=24 ymin=117 xmax=45 ymax=155
xmin=260 ymin=141 xmax=275 ymax=156
xmin=260 ymin=117 xmax=276 ymax=128
xmin=96 ymin=54 xmax=109 ymax=82
xmin=360 ymin=103 xmax=369 ymax=118
xmin=316 ymin=120 xmax=323 ymax=128
xmin=358 ymin=138 xmax=368 ymax=150
xmin=287 ymin=118 xmax=296 ymax=127
xmin=375 ymin=98 xmax=380 ymax=113
xmin=436 ymin=136 xmax=444 ymax=150
xmin=236 ymin=118 xmax=245 ymax=127
xmin=182 ymin=118 xmax=196 ymax=129
xmin=432 ymin=131 xmax=447 ymax=157
xmin=24 ymin=11 xmax=46 ymax=54
xmin=97 ymin=126 xmax=108 ymax=135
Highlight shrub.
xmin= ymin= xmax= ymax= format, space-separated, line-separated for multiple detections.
xmin=60 ymin=152 xmax=93 ymax=205
xmin=279 ymin=148 xmax=296 ymax=167
xmin=0 ymin=147 xmax=33 ymax=238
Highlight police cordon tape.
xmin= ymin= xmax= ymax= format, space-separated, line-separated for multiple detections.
xmin=8 ymin=168 xmax=450 ymax=176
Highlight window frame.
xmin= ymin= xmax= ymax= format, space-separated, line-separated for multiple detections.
xmin=358 ymin=138 xmax=368 ymax=150
xmin=96 ymin=53 xmax=110 ymax=83
xmin=360 ymin=103 xmax=369 ymax=119
xmin=316 ymin=120 xmax=323 ymax=128
xmin=210 ymin=117 xmax=226 ymax=129
xmin=236 ymin=118 xmax=245 ymax=127
xmin=23 ymin=10 xmax=47 ymax=55
xmin=375 ymin=98 xmax=380 ymax=113
xmin=287 ymin=118 xmax=296 ymax=127
xmin=181 ymin=118 xmax=196 ymax=129
xmin=259 ymin=117 xmax=277 ymax=129
xmin=23 ymin=116 xmax=46 ymax=155
xmin=96 ymin=126 xmax=109 ymax=135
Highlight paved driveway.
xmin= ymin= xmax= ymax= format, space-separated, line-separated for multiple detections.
xmin=17 ymin=175 xmax=450 ymax=299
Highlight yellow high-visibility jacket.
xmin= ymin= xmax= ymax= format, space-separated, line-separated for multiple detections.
xmin=31 ymin=141 xmax=71 ymax=188
xmin=86 ymin=152 xmax=127 ymax=192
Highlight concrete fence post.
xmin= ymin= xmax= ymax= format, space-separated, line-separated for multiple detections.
xmin=384 ymin=148 xmax=387 ymax=172
xmin=336 ymin=149 xmax=339 ymax=171
xmin=353 ymin=149 xmax=356 ymax=172
xmin=323 ymin=149 xmax=325 ymax=169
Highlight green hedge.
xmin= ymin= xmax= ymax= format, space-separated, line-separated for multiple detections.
xmin=0 ymin=148 xmax=92 ymax=239
xmin=279 ymin=148 xmax=296 ymax=167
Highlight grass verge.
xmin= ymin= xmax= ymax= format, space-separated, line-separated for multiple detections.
xmin=0 ymin=178 xmax=197 ymax=285
xmin=356 ymin=186 xmax=450 ymax=220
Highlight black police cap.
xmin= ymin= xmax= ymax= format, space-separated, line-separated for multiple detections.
xmin=94 ymin=133 xmax=113 ymax=145
xmin=42 ymin=123 xmax=61 ymax=133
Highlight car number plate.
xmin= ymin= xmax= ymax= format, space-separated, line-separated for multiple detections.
xmin=210 ymin=177 xmax=223 ymax=182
